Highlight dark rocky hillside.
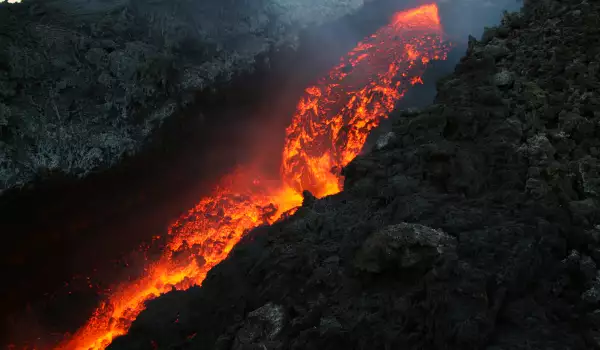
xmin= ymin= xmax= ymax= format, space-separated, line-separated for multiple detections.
xmin=108 ymin=0 xmax=600 ymax=349
xmin=0 ymin=0 xmax=371 ymax=192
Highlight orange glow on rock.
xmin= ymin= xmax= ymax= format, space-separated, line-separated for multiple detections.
xmin=281 ymin=3 xmax=447 ymax=196
xmin=51 ymin=4 xmax=447 ymax=350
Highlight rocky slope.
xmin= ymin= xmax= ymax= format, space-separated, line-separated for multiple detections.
xmin=107 ymin=0 xmax=600 ymax=349
xmin=0 ymin=0 xmax=371 ymax=192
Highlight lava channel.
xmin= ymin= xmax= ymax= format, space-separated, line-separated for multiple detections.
xmin=30 ymin=3 xmax=449 ymax=350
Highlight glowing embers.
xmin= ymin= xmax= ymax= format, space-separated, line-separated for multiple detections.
xmin=55 ymin=170 xmax=303 ymax=350
xmin=280 ymin=3 xmax=446 ymax=197
xmin=54 ymin=3 xmax=448 ymax=350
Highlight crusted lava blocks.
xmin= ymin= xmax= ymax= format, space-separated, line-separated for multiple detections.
xmin=108 ymin=1 xmax=600 ymax=349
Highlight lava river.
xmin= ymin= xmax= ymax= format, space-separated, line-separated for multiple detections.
xmin=46 ymin=4 xmax=448 ymax=350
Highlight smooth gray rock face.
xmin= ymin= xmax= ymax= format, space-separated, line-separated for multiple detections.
xmin=0 ymin=0 xmax=370 ymax=192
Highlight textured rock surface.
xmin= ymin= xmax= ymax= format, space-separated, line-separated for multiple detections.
xmin=108 ymin=0 xmax=600 ymax=349
xmin=354 ymin=223 xmax=455 ymax=273
xmin=0 ymin=0 xmax=370 ymax=191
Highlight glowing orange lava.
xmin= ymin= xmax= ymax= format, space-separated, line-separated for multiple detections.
xmin=50 ymin=4 xmax=447 ymax=350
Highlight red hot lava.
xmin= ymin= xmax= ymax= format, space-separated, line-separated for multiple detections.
xmin=21 ymin=4 xmax=449 ymax=350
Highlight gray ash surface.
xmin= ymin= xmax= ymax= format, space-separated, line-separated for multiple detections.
xmin=108 ymin=0 xmax=600 ymax=349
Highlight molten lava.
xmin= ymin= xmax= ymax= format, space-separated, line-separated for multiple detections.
xmin=50 ymin=4 xmax=448 ymax=350
xmin=281 ymin=4 xmax=447 ymax=196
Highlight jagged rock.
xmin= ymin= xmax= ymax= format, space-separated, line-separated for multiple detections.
xmin=522 ymin=81 xmax=547 ymax=109
xmin=480 ymin=27 xmax=498 ymax=44
xmin=301 ymin=190 xmax=317 ymax=207
xmin=582 ymin=275 xmax=600 ymax=305
xmin=342 ymin=155 xmax=384 ymax=188
xmin=231 ymin=303 xmax=287 ymax=350
xmin=374 ymin=131 xmax=396 ymax=150
xmin=569 ymin=198 xmax=600 ymax=226
xmin=502 ymin=10 xmax=526 ymax=29
xmin=484 ymin=43 xmax=510 ymax=60
xmin=578 ymin=156 xmax=600 ymax=197
xmin=519 ymin=134 xmax=556 ymax=163
xmin=493 ymin=70 xmax=514 ymax=87
xmin=84 ymin=47 xmax=107 ymax=66
xmin=580 ymin=255 xmax=597 ymax=282
xmin=319 ymin=316 xmax=343 ymax=335
xmin=525 ymin=177 xmax=550 ymax=199
xmin=354 ymin=223 xmax=455 ymax=274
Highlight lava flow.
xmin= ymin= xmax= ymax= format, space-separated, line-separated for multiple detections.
xmin=48 ymin=4 xmax=448 ymax=350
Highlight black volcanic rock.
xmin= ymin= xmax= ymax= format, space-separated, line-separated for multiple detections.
xmin=353 ymin=223 xmax=455 ymax=274
xmin=108 ymin=0 xmax=600 ymax=349
xmin=0 ymin=0 xmax=371 ymax=192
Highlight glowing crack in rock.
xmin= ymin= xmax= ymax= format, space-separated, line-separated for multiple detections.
xmin=48 ymin=4 xmax=448 ymax=349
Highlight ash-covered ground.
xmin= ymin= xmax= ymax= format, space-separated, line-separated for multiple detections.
xmin=108 ymin=0 xmax=600 ymax=349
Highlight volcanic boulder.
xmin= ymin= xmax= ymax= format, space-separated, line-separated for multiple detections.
xmin=353 ymin=223 xmax=455 ymax=274
xmin=230 ymin=302 xmax=287 ymax=350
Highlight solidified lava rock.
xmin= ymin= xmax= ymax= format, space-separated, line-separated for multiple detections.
xmin=353 ymin=223 xmax=455 ymax=274
xmin=0 ymin=0 xmax=370 ymax=192
xmin=108 ymin=0 xmax=600 ymax=349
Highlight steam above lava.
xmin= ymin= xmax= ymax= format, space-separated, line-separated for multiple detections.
xmin=45 ymin=3 xmax=448 ymax=350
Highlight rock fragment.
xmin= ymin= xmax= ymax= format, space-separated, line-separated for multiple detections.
xmin=493 ymin=70 xmax=514 ymax=87
xmin=375 ymin=132 xmax=396 ymax=150
xmin=354 ymin=223 xmax=455 ymax=274
xmin=232 ymin=303 xmax=287 ymax=350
